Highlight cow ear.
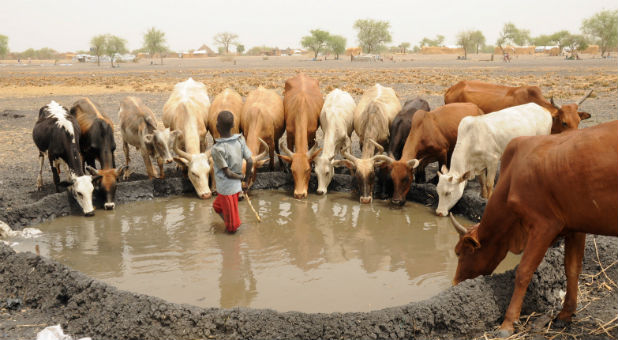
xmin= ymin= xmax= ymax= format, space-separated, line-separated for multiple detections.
xmin=256 ymin=158 xmax=269 ymax=168
xmin=144 ymin=134 xmax=154 ymax=144
xmin=463 ymin=235 xmax=481 ymax=249
xmin=58 ymin=180 xmax=73 ymax=188
xmin=277 ymin=154 xmax=292 ymax=164
xmin=407 ymin=159 xmax=420 ymax=170
xmin=173 ymin=157 xmax=189 ymax=166
xmin=333 ymin=159 xmax=355 ymax=171
xmin=91 ymin=175 xmax=102 ymax=185
xmin=578 ymin=111 xmax=591 ymax=120
xmin=441 ymin=164 xmax=448 ymax=174
xmin=115 ymin=165 xmax=128 ymax=177
xmin=459 ymin=171 xmax=472 ymax=183
xmin=309 ymin=148 xmax=322 ymax=162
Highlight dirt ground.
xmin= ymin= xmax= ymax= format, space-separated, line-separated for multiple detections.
xmin=0 ymin=56 xmax=617 ymax=339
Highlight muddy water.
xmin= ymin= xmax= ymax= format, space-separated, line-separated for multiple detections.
xmin=14 ymin=191 xmax=520 ymax=313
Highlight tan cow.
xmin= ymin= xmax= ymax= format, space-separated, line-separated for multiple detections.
xmin=279 ymin=73 xmax=324 ymax=199
xmin=162 ymin=78 xmax=213 ymax=199
xmin=208 ymin=88 xmax=243 ymax=139
xmin=239 ymin=86 xmax=286 ymax=189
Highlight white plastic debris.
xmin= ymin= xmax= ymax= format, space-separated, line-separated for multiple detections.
xmin=36 ymin=324 xmax=91 ymax=340
xmin=0 ymin=220 xmax=41 ymax=239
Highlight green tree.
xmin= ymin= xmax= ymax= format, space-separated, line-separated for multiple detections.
xmin=469 ymin=30 xmax=486 ymax=54
xmin=353 ymin=19 xmax=392 ymax=54
xmin=456 ymin=31 xmax=474 ymax=59
xmin=236 ymin=44 xmax=245 ymax=54
xmin=143 ymin=27 xmax=167 ymax=64
xmin=563 ymin=34 xmax=589 ymax=58
xmin=398 ymin=42 xmax=411 ymax=53
xmin=419 ymin=35 xmax=445 ymax=48
xmin=213 ymin=32 xmax=239 ymax=54
xmin=90 ymin=34 xmax=106 ymax=66
xmin=550 ymin=30 xmax=571 ymax=53
xmin=0 ymin=35 xmax=8 ymax=59
xmin=301 ymin=29 xmax=331 ymax=59
xmin=327 ymin=34 xmax=346 ymax=60
xmin=582 ymin=9 xmax=618 ymax=57
xmin=104 ymin=34 xmax=128 ymax=68
xmin=496 ymin=22 xmax=531 ymax=54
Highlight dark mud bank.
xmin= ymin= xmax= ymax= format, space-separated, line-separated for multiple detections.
xmin=0 ymin=172 xmax=614 ymax=340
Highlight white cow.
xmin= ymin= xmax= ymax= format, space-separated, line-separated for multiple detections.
xmin=315 ymin=89 xmax=355 ymax=194
xmin=435 ymin=103 xmax=552 ymax=216
xmin=162 ymin=78 xmax=213 ymax=199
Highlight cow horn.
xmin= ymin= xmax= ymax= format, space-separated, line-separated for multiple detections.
xmin=449 ymin=213 xmax=468 ymax=236
xmin=307 ymin=143 xmax=320 ymax=157
xmin=257 ymin=138 xmax=269 ymax=161
xmin=367 ymin=138 xmax=384 ymax=154
xmin=549 ymin=97 xmax=561 ymax=110
xmin=173 ymin=132 xmax=193 ymax=161
xmin=577 ymin=89 xmax=593 ymax=106
xmin=372 ymin=154 xmax=395 ymax=165
xmin=279 ymin=140 xmax=293 ymax=157
xmin=343 ymin=146 xmax=359 ymax=163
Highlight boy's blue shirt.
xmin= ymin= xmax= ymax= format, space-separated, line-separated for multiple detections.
xmin=211 ymin=134 xmax=252 ymax=195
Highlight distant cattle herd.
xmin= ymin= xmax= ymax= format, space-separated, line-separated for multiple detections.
xmin=31 ymin=74 xmax=616 ymax=337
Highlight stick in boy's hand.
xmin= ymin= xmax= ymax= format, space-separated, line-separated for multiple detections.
xmin=243 ymin=190 xmax=261 ymax=222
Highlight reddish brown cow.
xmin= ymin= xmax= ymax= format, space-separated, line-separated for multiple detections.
xmin=449 ymin=120 xmax=618 ymax=337
xmin=376 ymin=103 xmax=484 ymax=206
xmin=279 ymin=73 xmax=324 ymax=199
xmin=444 ymin=80 xmax=592 ymax=133
xmin=208 ymin=88 xmax=243 ymax=139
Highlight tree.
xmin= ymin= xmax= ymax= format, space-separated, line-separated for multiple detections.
xmin=419 ymin=35 xmax=445 ymax=48
xmin=90 ymin=34 xmax=106 ymax=66
xmin=0 ymin=35 xmax=8 ymax=59
xmin=496 ymin=22 xmax=531 ymax=54
xmin=469 ymin=30 xmax=486 ymax=54
xmin=582 ymin=9 xmax=618 ymax=57
xmin=327 ymin=34 xmax=346 ymax=60
xmin=563 ymin=34 xmax=589 ymax=58
xmin=353 ymin=19 xmax=392 ymax=54
xmin=301 ymin=29 xmax=331 ymax=59
xmin=236 ymin=44 xmax=245 ymax=55
xmin=398 ymin=42 xmax=410 ymax=53
xmin=213 ymin=32 xmax=239 ymax=54
xmin=143 ymin=27 xmax=167 ymax=64
xmin=456 ymin=31 xmax=475 ymax=59
xmin=104 ymin=34 xmax=128 ymax=68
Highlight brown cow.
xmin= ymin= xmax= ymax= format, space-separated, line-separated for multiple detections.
xmin=376 ymin=103 xmax=484 ymax=206
xmin=444 ymin=80 xmax=592 ymax=133
xmin=239 ymin=86 xmax=286 ymax=189
xmin=449 ymin=120 xmax=618 ymax=337
xmin=208 ymin=88 xmax=243 ymax=139
xmin=70 ymin=97 xmax=126 ymax=210
xmin=278 ymin=73 xmax=324 ymax=199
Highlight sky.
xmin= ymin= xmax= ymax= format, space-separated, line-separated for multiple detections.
xmin=1 ymin=0 xmax=616 ymax=53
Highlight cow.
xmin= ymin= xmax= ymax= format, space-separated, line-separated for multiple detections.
xmin=388 ymin=98 xmax=431 ymax=160
xmin=334 ymin=84 xmax=401 ymax=204
xmin=119 ymin=96 xmax=178 ymax=180
xmin=435 ymin=103 xmax=553 ymax=216
xmin=162 ymin=78 xmax=213 ymax=199
xmin=444 ymin=80 xmax=593 ymax=133
xmin=70 ymin=98 xmax=125 ymax=210
xmin=208 ymin=88 xmax=243 ymax=139
xmin=449 ymin=120 xmax=618 ymax=337
xmin=239 ymin=86 xmax=286 ymax=189
xmin=278 ymin=73 xmax=324 ymax=199
xmin=32 ymin=101 xmax=96 ymax=216
xmin=315 ymin=89 xmax=355 ymax=195
xmin=375 ymin=103 xmax=484 ymax=206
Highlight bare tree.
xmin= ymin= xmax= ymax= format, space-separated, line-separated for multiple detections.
xmin=214 ymin=32 xmax=239 ymax=54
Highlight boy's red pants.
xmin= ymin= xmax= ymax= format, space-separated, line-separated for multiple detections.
xmin=213 ymin=192 xmax=241 ymax=232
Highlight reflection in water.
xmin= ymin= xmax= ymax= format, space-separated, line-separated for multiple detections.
xmin=14 ymin=191 xmax=520 ymax=313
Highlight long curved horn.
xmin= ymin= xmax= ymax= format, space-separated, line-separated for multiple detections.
xmin=449 ymin=213 xmax=467 ymax=236
xmin=257 ymin=138 xmax=270 ymax=160
xmin=279 ymin=140 xmax=293 ymax=157
xmin=549 ymin=97 xmax=561 ymax=110
xmin=367 ymin=138 xmax=384 ymax=154
xmin=173 ymin=131 xmax=193 ymax=161
xmin=342 ymin=146 xmax=359 ymax=163
xmin=372 ymin=154 xmax=395 ymax=165
xmin=576 ymin=89 xmax=593 ymax=106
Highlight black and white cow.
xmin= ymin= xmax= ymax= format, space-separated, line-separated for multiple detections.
xmin=32 ymin=101 xmax=96 ymax=216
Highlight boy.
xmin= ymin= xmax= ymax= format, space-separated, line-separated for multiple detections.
xmin=211 ymin=111 xmax=253 ymax=233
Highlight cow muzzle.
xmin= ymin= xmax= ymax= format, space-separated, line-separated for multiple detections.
xmin=200 ymin=192 xmax=212 ymax=199
xmin=435 ymin=209 xmax=448 ymax=217
xmin=104 ymin=202 xmax=115 ymax=210
xmin=294 ymin=192 xmax=307 ymax=199
xmin=316 ymin=188 xmax=326 ymax=195
xmin=360 ymin=196 xmax=372 ymax=204
xmin=164 ymin=157 xmax=174 ymax=164
xmin=84 ymin=210 xmax=95 ymax=217
xmin=390 ymin=198 xmax=406 ymax=206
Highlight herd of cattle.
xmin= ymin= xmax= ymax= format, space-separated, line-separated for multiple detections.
xmin=31 ymin=73 xmax=616 ymax=336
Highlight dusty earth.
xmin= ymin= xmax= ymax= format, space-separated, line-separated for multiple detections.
xmin=0 ymin=56 xmax=617 ymax=339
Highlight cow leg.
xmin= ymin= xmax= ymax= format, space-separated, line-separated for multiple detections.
xmin=479 ymin=169 xmax=488 ymax=199
xmin=498 ymin=228 xmax=557 ymax=337
xmin=486 ymin=161 xmax=498 ymax=199
xmin=122 ymin=142 xmax=133 ymax=180
xmin=157 ymin=157 xmax=165 ymax=179
xmin=37 ymin=152 xmax=45 ymax=190
xmin=50 ymin=159 xmax=61 ymax=193
xmin=556 ymin=232 xmax=586 ymax=324
xmin=274 ymin=141 xmax=281 ymax=170
xmin=141 ymin=150 xmax=156 ymax=179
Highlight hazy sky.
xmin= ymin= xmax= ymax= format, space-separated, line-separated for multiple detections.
xmin=2 ymin=0 xmax=616 ymax=52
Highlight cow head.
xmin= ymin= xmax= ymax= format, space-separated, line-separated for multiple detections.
xmin=86 ymin=165 xmax=127 ymax=210
xmin=173 ymin=133 xmax=212 ymax=199
xmin=278 ymin=141 xmax=321 ymax=199
xmin=332 ymin=139 xmax=387 ymax=204
xmin=435 ymin=165 xmax=472 ymax=216
xmin=450 ymin=214 xmax=503 ymax=285
xmin=61 ymin=173 xmax=96 ymax=216
xmin=144 ymin=128 xmax=180 ymax=164
xmin=376 ymin=154 xmax=420 ymax=206
xmin=243 ymin=138 xmax=270 ymax=190
xmin=315 ymin=154 xmax=335 ymax=195
xmin=549 ymin=90 xmax=593 ymax=133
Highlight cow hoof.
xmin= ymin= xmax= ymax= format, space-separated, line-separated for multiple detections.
xmin=552 ymin=317 xmax=571 ymax=329
xmin=493 ymin=328 xmax=513 ymax=338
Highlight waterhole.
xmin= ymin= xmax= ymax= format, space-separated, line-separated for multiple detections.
xmin=14 ymin=190 xmax=520 ymax=313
